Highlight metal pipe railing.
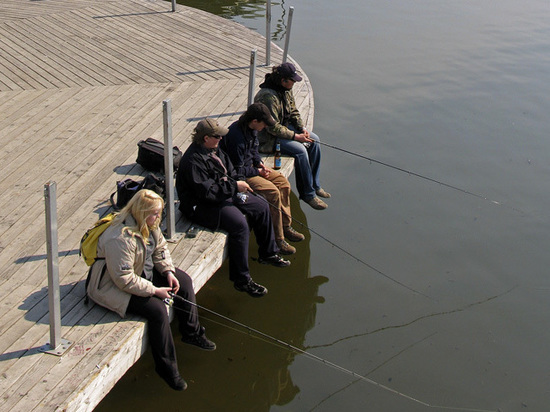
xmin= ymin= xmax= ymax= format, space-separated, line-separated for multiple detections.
xmin=282 ymin=6 xmax=295 ymax=63
xmin=265 ymin=0 xmax=272 ymax=66
xmin=163 ymin=99 xmax=176 ymax=240
xmin=248 ymin=49 xmax=258 ymax=107
xmin=41 ymin=182 xmax=72 ymax=356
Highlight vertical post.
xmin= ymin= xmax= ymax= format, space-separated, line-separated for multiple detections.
xmin=44 ymin=182 xmax=61 ymax=349
xmin=266 ymin=0 xmax=271 ymax=66
xmin=282 ymin=6 xmax=295 ymax=63
xmin=163 ymin=99 xmax=176 ymax=240
xmin=248 ymin=49 xmax=257 ymax=107
xmin=171 ymin=0 xmax=176 ymax=12
xmin=41 ymin=183 xmax=71 ymax=356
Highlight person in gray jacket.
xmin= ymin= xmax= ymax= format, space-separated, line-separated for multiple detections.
xmin=86 ymin=189 xmax=215 ymax=391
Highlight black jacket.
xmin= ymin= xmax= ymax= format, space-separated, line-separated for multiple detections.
xmin=176 ymin=142 xmax=244 ymax=217
xmin=219 ymin=121 xmax=262 ymax=178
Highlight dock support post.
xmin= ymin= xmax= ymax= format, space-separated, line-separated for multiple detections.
xmin=171 ymin=0 xmax=176 ymax=12
xmin=266 ymin=0 xmax=271 ymax=66
xmin=163 ymin=99 xmax=177 ymax=240
xmin=41 ymin=182 xmax=72 ymax=356
xmin=282 ymin=6 xmax=295 ymax=63
xmin=248 ymin=49 xmax=257 ymax=107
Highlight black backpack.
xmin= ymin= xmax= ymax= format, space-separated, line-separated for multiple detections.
xmin=109 ymin=173 xmax=165 ymax=211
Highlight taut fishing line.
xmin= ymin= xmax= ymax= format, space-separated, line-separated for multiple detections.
xmin=316 ymin=140 xmax=508 ymax=208
xmin=215 ymin=171 xmax=432 ymax=299
xmin=247 ymin=190 xmax=433 ymax=300
xmin=167 ymin=294 xmax=496 ymax=412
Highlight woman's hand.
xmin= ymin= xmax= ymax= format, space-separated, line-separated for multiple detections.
xmin=166 ymin=271 xmax=180 ymax=294
xmin=154 ymin=287 xmax=173 ymax=300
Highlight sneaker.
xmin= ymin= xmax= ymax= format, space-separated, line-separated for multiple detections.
xmin=181 ymin=331 xmax=217 ymax=351
xmin=234 ymin=279 xmax=268 ymax=297
xmin=276 ymin=239 xmax=296 ymax=255
xmin=156 ymin=368 xmax=187 ymax=391
xmin=283 ymin=226 xmax=305 ymax=242
xmin=316 ymin=188 xmax=331 ymax=198
xmin=258 ymin=254 xmax=291 ymax=267
xmin=305 ymin=196 xmax=327 ymax=210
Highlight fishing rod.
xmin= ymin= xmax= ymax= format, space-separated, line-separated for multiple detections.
xmin=315 ymin=140 xmax=504 ymax=207
xmin=166 ymin=293 xmax=496 ymax=412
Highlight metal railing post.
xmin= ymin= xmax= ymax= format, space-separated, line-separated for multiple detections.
xmin=41 ymin=182 xmax=72 ymax=356
xmin=163 ymin=99 xmax=176 ymax=240
xmin=248 ymin=49 xmax=257 ymax=107
xmin=266 ymin=0 xmax=271 ymax=66
xmin=282 ymin=6 xmax=295 ymax=63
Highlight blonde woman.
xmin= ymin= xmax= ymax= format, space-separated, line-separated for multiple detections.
xmin=87 ymin=189 xmax=215 ymax=391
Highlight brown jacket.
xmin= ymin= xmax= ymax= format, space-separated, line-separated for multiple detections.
xmin=86 ymin=215 xmax=174 ymax=318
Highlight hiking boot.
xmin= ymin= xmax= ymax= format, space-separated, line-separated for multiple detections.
xmin=234 ymin=279 xmax=268 ymax=297
xmin=305 ymin=196 xmax=327 ymax=210
xmin=258 ymin=254 xmax=291 ymax=267
xmin=284 ymin=226 xmax=305 ymax=242
xmin=181 ymin=331 xmax=217 ymax=351
xmin=316 ymin=188 xmax=331 ymax=198
xmin=277 ymin=239 xmax=296 ymax=255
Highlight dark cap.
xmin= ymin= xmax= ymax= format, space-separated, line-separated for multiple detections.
xmin=194 ymin=118 xmax=229 ymax=140
xmin=276 ymin=62 xmax=302 ymax=82
xmin=246 ymin=103 xmax=276 ymax=127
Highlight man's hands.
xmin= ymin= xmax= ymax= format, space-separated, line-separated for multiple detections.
xmin=294 ymin=128 xmax=313 ymax=143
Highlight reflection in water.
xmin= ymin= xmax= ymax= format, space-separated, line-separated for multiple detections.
xmin=178 ymin=0 xmax=289 ymax=41
xmin=96 ymin=195 xmax=328 ymax=411
xmin=180 ymin=194 xmax=327 ymax=410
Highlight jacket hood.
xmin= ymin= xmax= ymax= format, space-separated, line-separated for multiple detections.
xmin=259 ymin=73 xmax=286 ymax=92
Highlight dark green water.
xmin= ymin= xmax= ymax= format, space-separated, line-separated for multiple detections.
xmin=97 ymin=1 xmax=550 ymax=411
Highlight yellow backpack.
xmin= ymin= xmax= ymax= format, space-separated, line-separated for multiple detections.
xmin=79 ymin=213 xmax=116 ymax=266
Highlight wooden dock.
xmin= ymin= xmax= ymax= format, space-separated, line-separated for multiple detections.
xmin=0 ymin=0 xmax=313 ymax=410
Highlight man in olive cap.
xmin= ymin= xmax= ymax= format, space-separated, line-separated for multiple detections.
xmin=254 ymin=62 xmax=331 ymax=210
xmin=176 ymin=118 xmax=291 ymax=298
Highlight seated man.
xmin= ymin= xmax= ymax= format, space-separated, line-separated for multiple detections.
xmin=220 ymin=103 xmax=305 ymax=256
xmin=254 ymin=62 xmax=331 ymax=210
xmin=176 ymin=118 xmax=290 ymax=298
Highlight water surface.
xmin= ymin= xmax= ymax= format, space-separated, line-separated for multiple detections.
xmin=97 ymin=1 xmax=550 ymax=411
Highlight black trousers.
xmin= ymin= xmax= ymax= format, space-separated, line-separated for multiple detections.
xmin=192 ymin=194 xmax=278 ymax=284
xmin=127 ymin=268 xmax=200 ymax=379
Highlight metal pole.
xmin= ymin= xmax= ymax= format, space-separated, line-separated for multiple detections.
xmin=163 ymin=99 xmax=176 ymax=240
xmin=171 ymin=0 xmax=176 ymax=12
xmin=248 ymin=49 xmax=257 ymax=107
xmin=41 ymin=182 xmax=72 ymax=356
xmin=282 ymin=6 xmax=295 ymax=63
xmin=266 ymin=0 xmax=271 ymax=66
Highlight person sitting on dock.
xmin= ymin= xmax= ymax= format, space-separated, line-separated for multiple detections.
xmin=86 ymin=189 xmax=215 ymax=392
xmin=221 ymin=103 xmax=305 ymax=256
xmin=176 ymin=118 xmax=291 ymax=298
xmin=254 ymin=62 xmax=331 ymax=210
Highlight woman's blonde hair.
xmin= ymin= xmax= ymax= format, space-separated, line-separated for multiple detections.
xmin=115 ymin=189 xmax=164 ymax=241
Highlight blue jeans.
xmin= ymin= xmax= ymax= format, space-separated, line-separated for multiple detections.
xmin=279 ymin=126 xmax=322 ymax=200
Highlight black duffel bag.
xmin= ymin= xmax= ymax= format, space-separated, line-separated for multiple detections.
xmin=136 ymin=138 xmax=183 ymax=173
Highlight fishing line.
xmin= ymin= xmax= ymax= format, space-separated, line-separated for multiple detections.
xmin=247 ymin=190 xmax=433 ymax=300
xmin=315 ymin=140 xmax=504 ymax=206
xmin=212 ymin=170 xmax=431 ymax=299
xmin=166 ymin=294 xmax=495 ymax=412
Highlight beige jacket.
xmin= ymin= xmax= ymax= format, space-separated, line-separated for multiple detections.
xmin=86 ymin=215 xmax=174 ymax=318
